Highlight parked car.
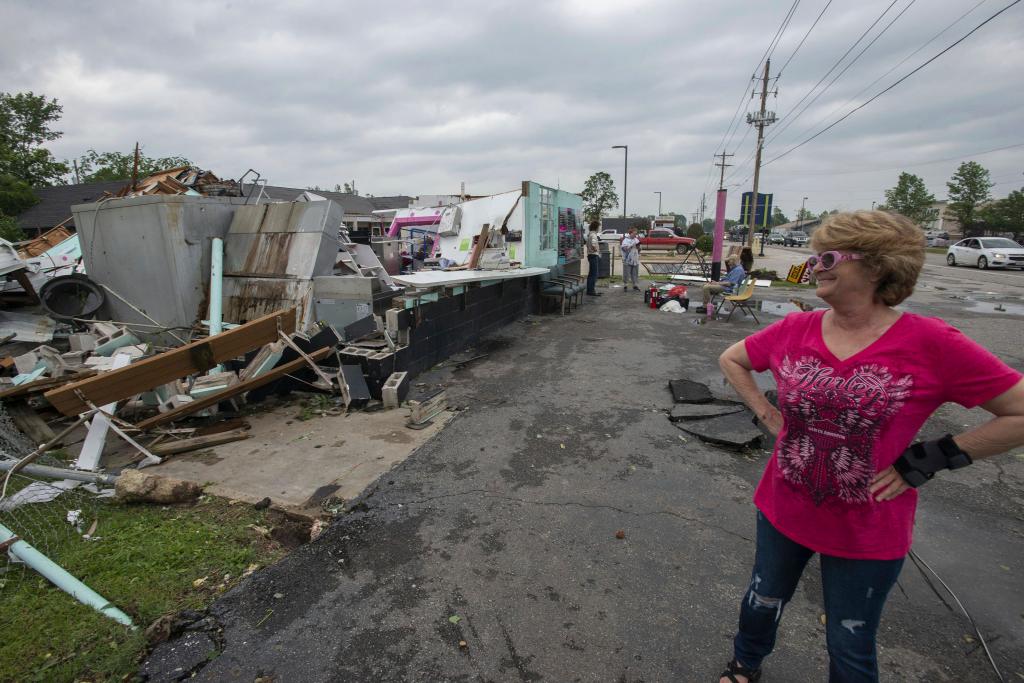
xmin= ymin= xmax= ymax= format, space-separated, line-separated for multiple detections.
xmin=767 ymin=231 xmax=787 ymax=245
xmin=946 ymin=237 xmax=1024 ymax=269
xmin=783 ymin=231 xmax=809 ymax=247
xmin=598 ymin=229 xmax=624 ymax=242
xmin=638 ymin=228 xmax=696 ymax=254
xmin=926 ymin=232 xmax=949 ymax=247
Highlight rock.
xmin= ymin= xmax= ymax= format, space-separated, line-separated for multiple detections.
xmin=115 ymin=470 xmax=202 ymax=505
xmin=669 ymin=402 xmax=745 ymax=421
xmin=254 ymin=497 xmax=271 ymax=510
xmin=675 ymin=412 xmax=764 ymax=449
xmin=668 ymin=379 xmax=713 ymax=404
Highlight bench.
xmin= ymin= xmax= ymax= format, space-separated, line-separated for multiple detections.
xmin=540 ymin=264 xmax=586 ymax=315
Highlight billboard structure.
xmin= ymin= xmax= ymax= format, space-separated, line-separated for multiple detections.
xmin=740 ymin=192 xmax=773 ymax=230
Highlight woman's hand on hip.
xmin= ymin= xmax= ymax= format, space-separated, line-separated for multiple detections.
xmin=869 ymin=466 xmax=910 ymax=502
xmin=758 ymin=407 xmax=783 ymax=436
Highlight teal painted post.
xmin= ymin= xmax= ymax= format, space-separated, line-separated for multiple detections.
xmin=0 ymin=522 xmax=135 ymax=628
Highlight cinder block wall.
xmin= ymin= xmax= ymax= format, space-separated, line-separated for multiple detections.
xmin=405 ymin=276 xmax=538 ymax=377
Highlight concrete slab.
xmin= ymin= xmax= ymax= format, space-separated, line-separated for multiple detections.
xmin=668 ymin=401 xmax=745 ymax=421
xmin=675 ymin=411 xmax=763 ymax=449
xmin=148 ymin=400 xmax=451 ymax=513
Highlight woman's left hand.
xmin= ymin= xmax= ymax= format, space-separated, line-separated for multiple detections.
xmin=869 ymin=466 xmax=911 ymax=502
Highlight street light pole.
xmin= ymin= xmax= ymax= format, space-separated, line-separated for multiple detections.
xmin=654 ymin=191 xmax=662 ymax=216
xmin=800 ymin=196 xmax=807 ymax=231
xmin=612 ymin=145 xmax=628 ymax=218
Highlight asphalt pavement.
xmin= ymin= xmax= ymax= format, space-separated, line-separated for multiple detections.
xmin=141 ymin=264 xmax=1024 ymax=683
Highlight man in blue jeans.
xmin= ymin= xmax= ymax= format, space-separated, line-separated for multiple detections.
xmin=585 ymin=221 xmax=602 ymax=297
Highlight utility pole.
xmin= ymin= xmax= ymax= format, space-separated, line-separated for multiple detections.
xmin=654 ymin=191 xmax=662 ymax=215
xmin=699 ymin=193 xmax=706 ymax=223
xmin=130 ymin=142 xmax=140 ymax=192
xmin=73 ymin=160 xmax=80 ymax=185
xmin=711 ymin=152 xmax=734 ymax=281
xmin=745 ymin=59 xmax=777 ymax=247
xmin=612 ymin=145 xmax=628 ymax=218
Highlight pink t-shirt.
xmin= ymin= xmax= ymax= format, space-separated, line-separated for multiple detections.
xmin=745 ymin=310 xmax=1022 ymax=560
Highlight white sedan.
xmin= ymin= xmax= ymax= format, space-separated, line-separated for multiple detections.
xmin=946 ymin=237 xmax=1024 ymax=270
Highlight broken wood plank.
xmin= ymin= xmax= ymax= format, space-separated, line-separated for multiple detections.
xmin=135 ymin=346 xmax=331 ymax=430
xmin=6 ymin=400 xmax=56 ymax=445
xmin=45 ymin=309 xmax=296 ymax=416
xmin=0 ymin=370 xmax=98 ymax=401
xmin=149 ymin=429 xmax=251 ymax=456
xmin=467 ymin=225 xmax=490 ymax=270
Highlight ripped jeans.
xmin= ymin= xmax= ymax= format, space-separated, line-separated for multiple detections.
xmin=733 ymin=512 xmax=904 ymax=683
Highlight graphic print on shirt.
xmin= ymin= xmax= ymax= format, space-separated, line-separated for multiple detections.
xmin=776 ymin=356 xmax=913 ymax=505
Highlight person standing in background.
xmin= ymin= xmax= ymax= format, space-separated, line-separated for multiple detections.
xmin=586 ymin=221 xmax=602 ymax=297
xmin=621 ymin=226 xmax=641 ymax=291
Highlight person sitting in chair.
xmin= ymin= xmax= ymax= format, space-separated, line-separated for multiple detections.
xmin=697 ymin=255 xmax=746 ymax=313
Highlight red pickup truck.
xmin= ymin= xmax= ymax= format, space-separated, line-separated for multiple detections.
xmin=638 ymin=228 xmax=695 ymax=254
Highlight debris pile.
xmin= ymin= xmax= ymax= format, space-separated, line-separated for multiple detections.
xmin=666 ymin=378 xmax=765 ymax=449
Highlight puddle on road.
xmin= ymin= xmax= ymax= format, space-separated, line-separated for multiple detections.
xmin=962 ymin=300 xmax=1024 ymax=316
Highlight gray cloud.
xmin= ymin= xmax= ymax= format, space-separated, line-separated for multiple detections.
xmin=2 ymin=0 xmax=1021 ymax=218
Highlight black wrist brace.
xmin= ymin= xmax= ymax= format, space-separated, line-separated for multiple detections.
xmin=893 ymin=434 xmax=972 ymax=488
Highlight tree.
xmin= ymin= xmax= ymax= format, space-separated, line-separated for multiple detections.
xmin=686 ymin=223 xmax=703 ymax=239
xmin=580 ymin=171 xmax=618 ymax=223
xmin=978 ymin=187 xmax=1024 ymax=237
xmin=771 ymin=207 xmax=789 ymax=225
xmin=0 ymin=213 xmax=25 ymax=242
xmin=343 ymin=181 xmax=358 ymax=195
xmin=0 ymin=173 xmax=37 ymax=215
xmin=0 ymin=91 xmax=68 ymax=186
xmin=881 ymin=172 xmax=936 ymax=225
xmin=702 ymin=217 xmax=715 ymax=232
xmin=947 ymin=161 xmax=993 ymax=232
xmin=75 ymin=148 xmax=192 ymax=183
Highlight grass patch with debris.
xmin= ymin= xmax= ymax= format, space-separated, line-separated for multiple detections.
xmin=0 ymin=494 xmax=287 ymax=682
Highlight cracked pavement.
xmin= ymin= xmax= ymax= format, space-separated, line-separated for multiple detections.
xmin=142 ymin=270 xmax=1024 ymax=682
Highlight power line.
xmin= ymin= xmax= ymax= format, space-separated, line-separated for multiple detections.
xmin=777 ymin=0 xmax=834 ymax=75
xmin=768 ymin=141 xmax=1024 ymax=177
xmin=767 ymin=0 xmax=918 ymax=149
xmin=782 ymin=0 xmax=988 ymax=148
xmin=768 ymin=0 xmax=900 ymax=143
xmin=761 ymin=0 xmax=802 ymax=65
xmin=764 ymin=0 xmax=1023 ymax=167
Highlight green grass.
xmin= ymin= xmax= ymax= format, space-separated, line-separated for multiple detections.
xmin=769 ymin=280 xmax=816 ymax=289
xmin=925 ymin=247 xmax=948 ymax=254
xmin=0 ymin=495 xmax=287 ymax=682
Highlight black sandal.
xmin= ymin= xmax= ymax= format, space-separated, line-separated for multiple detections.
xmin=719 ymin=659 xmax=762 ymax=683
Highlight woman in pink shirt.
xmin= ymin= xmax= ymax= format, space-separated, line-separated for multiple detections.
xmin=716 ymin=211 xmax=1024 ymax=683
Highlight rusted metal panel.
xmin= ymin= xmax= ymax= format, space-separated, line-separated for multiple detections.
xmin=222 ymin=277 xmax=313 ymax=330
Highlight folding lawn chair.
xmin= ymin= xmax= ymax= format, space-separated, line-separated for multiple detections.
xmin=716 ymin=277 xmax=760 ymax=324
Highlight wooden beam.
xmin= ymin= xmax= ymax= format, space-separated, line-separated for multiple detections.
xmin=150 ymin=429 xmax=251 ymax=456
xmin=467 ymin=225 xmax=490 ymax=269
xmin=6 ymin=400 xmax=56 ymax=445
xmin=135 ymin=346 xmax=331 ymax=430
xmin=45 ymin=309 xmax=296 ymax=416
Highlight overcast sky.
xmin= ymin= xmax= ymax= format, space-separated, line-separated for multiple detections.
xmin=3 ymin=0 xmax=1022 ymax=220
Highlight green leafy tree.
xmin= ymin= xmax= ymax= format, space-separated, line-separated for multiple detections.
xmin=580 ymin=171 xmax=619 ymax=223
xmin=75 ymin=149 xmax=192 ymax=183
xmin=978 ymin=187 xmax=1024 ymax=237
xmin=947 ymin=161 xmax=993 ymax=232
xmin=0 ymin=213 xmax=25 ymax=242
xmin=686 ymin=223 xmax=703 ymax=238
xmin=0 ymin=173 xmax=37 ymax=215
xmin=881 ymin=172 xmax=937 ymax=225
xmin=0 ymin=91 xmax=68 ymax=186
xmin=771 ymin=207 xmax=790 ymax=225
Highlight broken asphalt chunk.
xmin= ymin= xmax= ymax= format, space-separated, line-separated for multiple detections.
xmin=668 ymin=402 xmax=745 ymax=421
xmin=674 ymin=412 xmax=764 ymax=449
xmin=668 ymin=379 xmax=713 ymax=404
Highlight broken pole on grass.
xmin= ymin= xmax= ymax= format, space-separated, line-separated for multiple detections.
xmin=0 ymin=521 xmax=135 ymax=628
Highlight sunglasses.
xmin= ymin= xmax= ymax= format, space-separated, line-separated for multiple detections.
xmin=806 ymin=250 xmax=863 ymax=271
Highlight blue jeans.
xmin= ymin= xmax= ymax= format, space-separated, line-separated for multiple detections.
xmin=733 ymin=513 xmax=904 ymax=683
xmin=587 ymin=254 xmax=599 ymax=294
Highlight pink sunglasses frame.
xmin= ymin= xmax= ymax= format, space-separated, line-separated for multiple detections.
xmin=806 ymin=250 xmax=863 ymax=271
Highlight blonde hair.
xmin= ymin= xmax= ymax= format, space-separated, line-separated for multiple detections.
xmin=725 ymin=255 xmax=739 ymax=267
xmin=810 ymin=211 xmax=924 ymax=306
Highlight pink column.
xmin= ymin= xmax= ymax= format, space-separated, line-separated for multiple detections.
xmin=711 ymin=189 xmax=727 ymax=281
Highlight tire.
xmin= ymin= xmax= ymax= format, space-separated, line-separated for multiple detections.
xmin=978 ymin=256 xmax=988 ymax=270
xmin=946 ymin=253 xmax=956 ymax=266
xmin=675 ymin=244 xmax=687 ymax=254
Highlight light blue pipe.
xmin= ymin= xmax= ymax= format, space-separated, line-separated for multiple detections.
xmin=209 ymin=237 xmax=224 ymax=373
xmin=0 ymin=521 xmax=135 ymax=628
